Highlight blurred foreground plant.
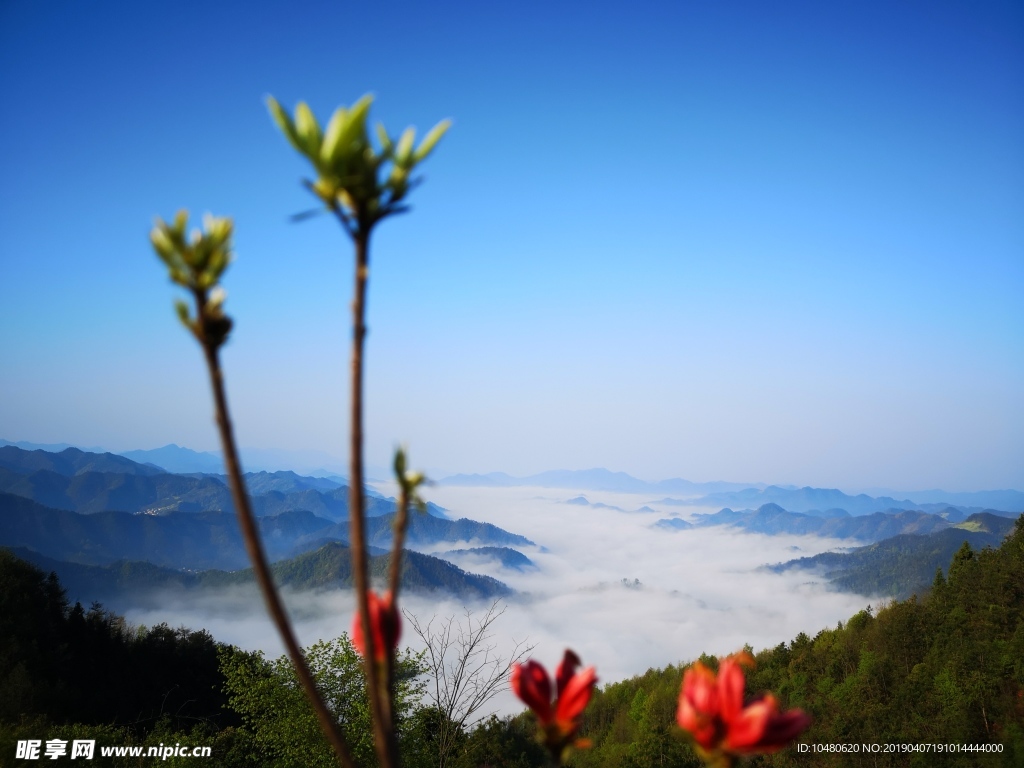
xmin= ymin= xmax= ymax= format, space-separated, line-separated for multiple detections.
xmin=151 ymin=94 xmax=449 ymax=768
xmin=267 ymin=93 xmax=448 ymax=768
xmin=511 ymin=650 xmax=598 ymax=765
xmin=150 ymin=212 xmax=357 ymax=766
xmin=676 ymin=651 xmax=811 ymax=767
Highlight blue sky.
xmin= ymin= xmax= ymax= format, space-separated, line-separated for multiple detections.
xmin=1 ymin=0 xmax=1021 ymax=490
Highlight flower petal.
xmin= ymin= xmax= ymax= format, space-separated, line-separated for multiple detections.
xmin=511 ymin=660 xmax=553 ymax=724
xmin=725 ymin=698 xmax=773 ymax=752
xmin=682 ymin=663 xmax=719 ymax=716
xmin=351 ymin=590 xmax=400 ymax=662
xmin=554 ymin=665 xmax=597 ymax=728
xmin=555 ymin=650 xmax=582 ymax=697
xmin=717 ymin=655 xmax=748 ymax=722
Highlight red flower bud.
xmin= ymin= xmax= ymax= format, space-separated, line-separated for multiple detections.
xmin=510 ymin=660 xmax=553 ymax=723
xmin=351 ymin=590 xmax=400 ymax=662
xmin=677 ymin=652 xmax=809 ymax=759
xmin=511 ymin=649 xmax=598 ymax=761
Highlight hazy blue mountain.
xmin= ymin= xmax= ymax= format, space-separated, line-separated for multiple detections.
xmin=439 ymin=469 xmax=761 ymax=494
xmin=292 ymin=512 xmax=534 ymax=552
xmin=692 ymin=503 xmax=950 ymax=542
xmin=0 ymin=466 xmax=236 ymax=514
xmin=898 ymin=489 xmax=1024 ymax=512
xmin=0 ymin=446 xmax=165 ymax=478
xmin=0 ymin=446 xmax=435 ymax=520
xmin=441 ymin=546 xmax=536 ymax=571
xmin=241 ymin=471 xmax=342 ymax=494
xmin=0 ymin=493 xmax=334 ymax=570
xmin=0 ymin=439 xmax=106 ymax=453
xmin=440 ymin=471 xmax=520 ymax=487
xmin=769 ymin=512 xmax=1019 ymax=599
xmin=675 ymin=486 xmax=922 ymax=516
xmin=249 ymin=488 xmax=446 ymax=522
xmin=251 ymin=542 xmax=512 ymax=598
xmin=653 ymin=518 xmax=693 ymax=531
xmin=119 ymin=444 xmax=224 ymax=473
xmin=6 ymin=540 xmax=511 ymax=607
xmin=563 ymin=495 xmax=626 ymax=512
xmin=650 ymin=478 xmax=770 ymax=495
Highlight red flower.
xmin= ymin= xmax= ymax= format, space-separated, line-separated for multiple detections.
xmin=351 ymin=590 xmax=400 ymax=662
xmin=511 ymin=650 xmax=597 ymax=761
xmin=677 ymin=652 xmax=810 ymax=761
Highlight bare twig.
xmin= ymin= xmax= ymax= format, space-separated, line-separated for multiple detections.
xmin=406 ymin=601 xmax=535 ymax=768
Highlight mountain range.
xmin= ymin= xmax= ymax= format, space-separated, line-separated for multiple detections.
xmin=7 ymin=539 xmax=511 ymax=609
xmin=0 ymin=492 xmax=531 ymax=572
xmin=440 ymin=468 xmax=764 ymax=495
xmin=769 ymin=511 xmax=1019 ymax=599
xmin=439 ymin=466 xmax=1023 ymax=513
xmin=656 ymin=485 xmax=1022 ymax=516
xmin=0 ymin=446 xmax=438 ymax=521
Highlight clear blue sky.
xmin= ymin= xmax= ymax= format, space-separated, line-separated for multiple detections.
xmin=1 ymin=0 xmax=1021 ymax=491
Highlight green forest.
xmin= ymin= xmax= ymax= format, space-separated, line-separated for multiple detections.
xmin=3 ymin=514 xmax=1022 ymax=767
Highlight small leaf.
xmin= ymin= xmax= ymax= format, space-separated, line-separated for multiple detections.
xmin=335 ymin=94 xmax=374 ymax=160
xmin=321 ymin=106 xmax=349 ymax=164
xmin=413 ymin=119 xmax=451 ymax=163
xmin=294 ymin=101 xmax=323 ymax=157
xmin=174 ymin=299 xmax=191 ymax=326
xmin=394 ymin=127 xmax=415 ymax=166
xmin=266 ymin=96 xmax=305 ymax=154
xmin=375 ymin=123 xmax=393 ymax=155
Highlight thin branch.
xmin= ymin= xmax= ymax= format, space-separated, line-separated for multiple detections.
xmin=196 ymin=300 xmax=357 ymax=768
xmin=346 ymin=231 xmax=397 ymax=767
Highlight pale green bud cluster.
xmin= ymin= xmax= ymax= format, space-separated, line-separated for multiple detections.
xmin=393 ymin=446 xmax=428 ymax=514
xmin=267 ymin=94 xmax=451 ymax=229
xmin=150 ymin=211 xmax=234 ymax=348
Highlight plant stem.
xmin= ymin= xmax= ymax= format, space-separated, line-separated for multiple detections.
xmin=199 ymin=330 xmax=357 ymax=768
xmin=348 ymin=233 xmax=398 ymax=767
xmin=388 ymin=487 xmax=409 ymax=607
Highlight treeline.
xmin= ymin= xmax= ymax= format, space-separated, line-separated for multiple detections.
xmin=3 ymin=515 xmax=1023 ymax=766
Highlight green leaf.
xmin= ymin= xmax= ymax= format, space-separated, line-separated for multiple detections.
xmin=321 ymin=106 xmax=349 ymax=164
xmin=266 ymin=96 xmax=305 ymax=154
xmin=375 ymin=123 xmax=393 ymax=155
xmin=294 ymin=101 xmax=323 ymax=158
xmin=395 ymin=127 xmax=415 ymax=166
xmin=413 ymin=119 xmax=451 ymax=163
xmin=335 ymin=94 xmax=374 ymax=162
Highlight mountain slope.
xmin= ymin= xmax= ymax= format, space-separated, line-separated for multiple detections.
xmin=6 ymin=540 xmax=510 ymax=608
xmin=770 ymin=512 xmax=1018 ymax=599
xmin=0 ymin=446 xmax=164 ymax=477
xmin=293 ymin=512 xmax=535 ymax=551
xmin=693 ymin=503 xmax=950 ymax=542
xmin=0 ymin=493 xmax=334 ymax=570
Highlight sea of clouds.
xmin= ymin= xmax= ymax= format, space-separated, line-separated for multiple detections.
xmin=125 ymin=485 xmax=871 ymax=718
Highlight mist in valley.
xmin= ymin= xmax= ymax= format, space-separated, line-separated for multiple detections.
xmin=125 ymin=485 xmax=871 ymax=718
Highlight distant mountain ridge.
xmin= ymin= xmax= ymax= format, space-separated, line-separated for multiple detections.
xmin=683 ymin=503 xmax=953 ymax=542
xmin=6 ymin=540 xmax=511 ymax=608
xmin=769 ymin=512 xmax=1019 ymax=599
xmin=0 ymin=446 xmax=437 ymax=521
xmin=0 ymin=493 xmax=531 ymax=572
xmin=290 ymin=512 xmax=535 ymax=552
xmin=439 ymin=467 xmax=1023 ymax=514
xmin=440 ymin=468 xmax=762 ymax=495
xmin=674 ymin=486 xmax=923 ymax=516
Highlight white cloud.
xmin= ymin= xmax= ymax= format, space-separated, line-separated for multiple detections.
xmin=126 ymin=485 xmax=871 ymax=718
